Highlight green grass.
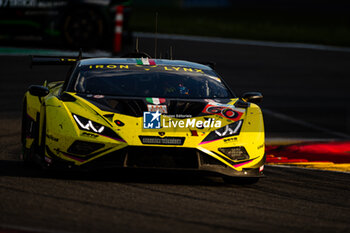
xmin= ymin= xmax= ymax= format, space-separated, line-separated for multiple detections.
xmin=130 ymin=7 xmax=350 ymax=47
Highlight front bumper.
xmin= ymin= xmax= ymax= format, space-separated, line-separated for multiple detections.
xmin=44 ymin=146 xmax=265 ymax=177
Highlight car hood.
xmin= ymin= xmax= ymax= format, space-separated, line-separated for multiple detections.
xmin=74 ymin=93 xmax=249 ymax=119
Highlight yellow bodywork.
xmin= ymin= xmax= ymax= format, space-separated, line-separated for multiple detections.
xmin=24 ymin=81 xmax=265 ymax=174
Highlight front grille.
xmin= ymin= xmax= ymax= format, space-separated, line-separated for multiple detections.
xmin=82 ymin=148 xmax=127 ymax=169
xmin=139 ymin=136 xmax=185 ymax=145
xmin=126 ymin=146 xmax=198 ymax=168
xmin=199 ymin=151 xmax=227 ymax=167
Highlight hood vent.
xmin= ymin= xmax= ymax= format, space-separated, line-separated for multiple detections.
xmin=60 ymin=92 xmax=76 ymax=102
xmin=103 ymin=114 xmax=114 ymax=122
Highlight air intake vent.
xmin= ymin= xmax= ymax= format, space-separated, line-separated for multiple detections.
xmin=68 ymin=140 xmax=104 ymax=155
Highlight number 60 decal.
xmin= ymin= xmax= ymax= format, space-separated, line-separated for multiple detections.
xmin=203 ymin=105 xmax=243 ymax=120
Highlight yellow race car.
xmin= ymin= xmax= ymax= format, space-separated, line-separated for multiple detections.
xmin=22 ymin=55 xmax=265 ymax=183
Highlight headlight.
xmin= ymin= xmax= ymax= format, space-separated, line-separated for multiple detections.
xmin=72 ymin=114 xmax=126 ymax=143
xmin=218 ymin=147 xmax=249 ymax=161
xmin=201 ymin=120 xmax=243 ymax=143
xmin=214 ymin=120 xmax=242 ymax=137
xmin=73 ymin=114 xmax=105 ymax=133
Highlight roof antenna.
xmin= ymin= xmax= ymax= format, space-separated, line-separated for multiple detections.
xmin=154 ymin=12 xmax=158 ymax=59
xmin=169 ymin=46 xmax=173 ymax=60
xmin=78 ymin=48 xmax=83 ymax=60
xmin=135 ymin=37 xmax=139 ymax=53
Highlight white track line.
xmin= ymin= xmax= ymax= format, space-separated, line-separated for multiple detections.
xmin=265 ymin=165 xmax=350 ymax=174
xmin=263 ymin=109 xmax=350 ymax=139
xmin=265 ymin=137 xmax=340 ymax=146
xmin=135 ymin=32 xmax=350 ymax=53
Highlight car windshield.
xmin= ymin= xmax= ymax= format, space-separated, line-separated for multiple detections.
xmin=72 ymin=65 xmax=233 ymax=98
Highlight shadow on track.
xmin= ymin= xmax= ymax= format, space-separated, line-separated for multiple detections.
xmin=0 ymin=160 xmax=232 ymax=186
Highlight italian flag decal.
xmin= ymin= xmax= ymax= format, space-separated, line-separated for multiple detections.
xmin=146 ymin=98 xmax=166 ymax=105
xmin=136 ymin=58 xmax=156 ymax=66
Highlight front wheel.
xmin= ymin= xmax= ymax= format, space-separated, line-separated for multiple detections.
xmin=21 ymin=100 xmax=32 ymax=163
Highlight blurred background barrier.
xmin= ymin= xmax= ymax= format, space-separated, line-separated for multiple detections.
xmin=1 ymin=0 xmax=350 ymax=51
xmin=131 ymin=0 xmax=350 ymax=48
xmin=0 ymin=0 xmax=133 ymax=52
xmin=133 ymin=0 xmax=350 ymax=9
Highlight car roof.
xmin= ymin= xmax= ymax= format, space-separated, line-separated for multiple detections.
xmin=78 ymin=58 xmax=213 ymax=71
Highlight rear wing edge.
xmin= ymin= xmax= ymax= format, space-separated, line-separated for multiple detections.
xmin=30 ymin=56 xmax=79 ymax=68
xmin=30 ymin=49 xmax=83 ymax=68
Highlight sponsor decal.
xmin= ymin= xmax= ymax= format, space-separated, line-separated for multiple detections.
xmin=161 ymin=118 xmax=221 ymax=129
xmin=60 ymin=58 xmax=77 ymax=62
xmin=88 ymin=64 xmax=204 ymax=74
xmin=204 ymin=99 xmax=236 ymax=106
xmin=143 ymin=111 xmax=161 ymax=129
xmin=203 ymin=104 xmax=244 ymax=121
xmin=147 ymin=104 xmax=167 ymax=113
xmin=81 ymin=132 xmax=98 ymax=138
xmin=146 ymin=98 xmax=166 ymax=105
xmin=163 ymin=67 xmax=204 ymax=73
xmin=139 ymin=136 xmax=185 ymax=145
xmin=88 ymin=64 xmax=129 ymax=69
xmin=136 ymin=58 xmax=156 ymax=66
xmin=143 ymin=111 xmax=222 ymax=130
xmin=165 ymin=114 xmax=192 ymax=118
xmin=223 ymin=137 xmax=237 ymax=143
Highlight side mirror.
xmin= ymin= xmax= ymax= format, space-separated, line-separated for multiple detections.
xmin=242 ymin=92 xmax=263 ymax=104
xmin=28 ymin=85 xmax=49 ymax=97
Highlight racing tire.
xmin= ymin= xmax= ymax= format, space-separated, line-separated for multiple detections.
xmin=21 ymin=100 xmax=27 ymax=148
xmin=21 ymin=100 xmax=38 ymax=166
xmin=21 ymin=100 xmax=34 ymax=164
xmin=21 ymin=100 xmax=30 ymax=163
xmin=31 ymin=115 xmax=47 ymax=170
xmin=63 ymin=9 xmax=105 ymax=48
xmin=39 ymin=116 xmax=46 ymax=159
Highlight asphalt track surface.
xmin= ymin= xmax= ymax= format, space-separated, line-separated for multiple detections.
xmin=1 ymin=37 xmax=350 ymax=233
